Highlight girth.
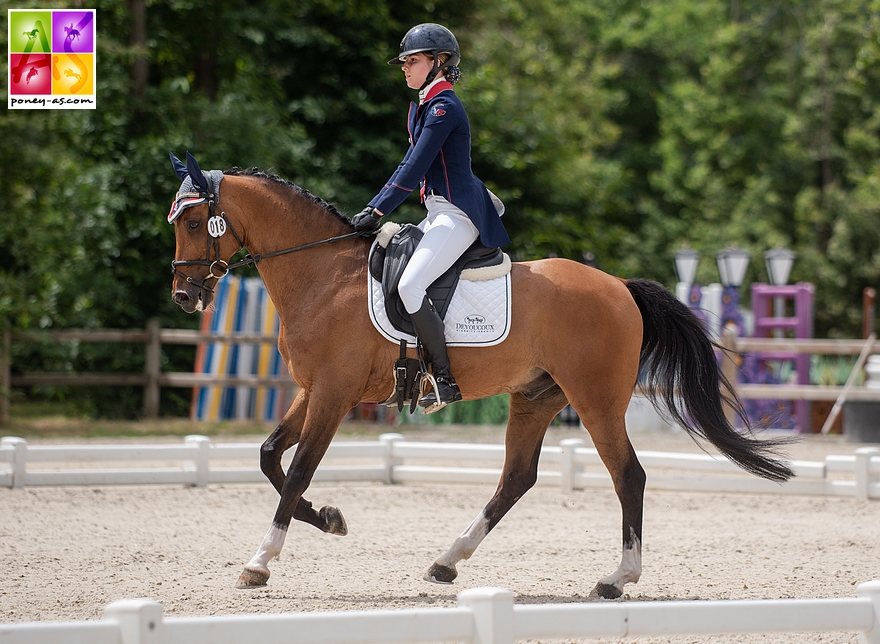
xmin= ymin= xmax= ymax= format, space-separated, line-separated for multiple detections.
xmin=369 ymin=223 xmax=504 ymax=336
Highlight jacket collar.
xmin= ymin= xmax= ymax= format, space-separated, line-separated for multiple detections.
xmin=418 ymin=76 xmax=453 ymax=104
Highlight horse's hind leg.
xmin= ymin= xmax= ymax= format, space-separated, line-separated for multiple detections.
xmin=259 ymin=388 xmax=347 ymax=536
xmin=425 ymin=388 xmax=568 ymax=584
xmin=579 ymin=408 xmax=646 ymax=600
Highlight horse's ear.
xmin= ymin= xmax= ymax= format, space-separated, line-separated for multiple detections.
xmin=169 ymin=152 xmax=188 ymax=181
xmin=185 ymin=151 xmax=208 ymax=192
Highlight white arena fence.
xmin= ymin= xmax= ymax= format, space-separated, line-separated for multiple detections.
xmin=1 ymin=583 xmax=879 ymax=643
xmin=1 ymin=433 xmax=879 ymax=500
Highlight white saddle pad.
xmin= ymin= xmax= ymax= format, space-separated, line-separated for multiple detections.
xmin=367 ymin=241 xmax=512 ymax=348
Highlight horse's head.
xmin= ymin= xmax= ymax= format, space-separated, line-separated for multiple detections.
xmin=167 ymin=152 xmax=242 ymax=313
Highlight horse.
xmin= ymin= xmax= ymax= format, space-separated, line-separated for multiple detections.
xmin=64 ymin=24 xmax=81 ymax=42
xmin=167 ymin=153 xmax=793 ymax=599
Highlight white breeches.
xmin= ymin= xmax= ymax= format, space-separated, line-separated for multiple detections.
xmin=398 ymin=194 xmax=480 ymax=314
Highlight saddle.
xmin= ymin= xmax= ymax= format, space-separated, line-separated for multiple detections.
xmin=369 ymin=223 xmax=504 ymax=337
xmin=369 ymin=222 xmax=505 ymax=412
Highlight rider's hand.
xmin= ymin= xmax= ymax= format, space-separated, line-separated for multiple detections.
xmin=352 ymin=207 xmax=383 ymax=236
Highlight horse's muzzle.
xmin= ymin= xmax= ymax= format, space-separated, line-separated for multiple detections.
xmin=172 ymin=283 xmax=209 ymax=313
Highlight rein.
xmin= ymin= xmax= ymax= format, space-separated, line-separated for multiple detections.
xmin=171 ymin=176 xmax=360 ymax=294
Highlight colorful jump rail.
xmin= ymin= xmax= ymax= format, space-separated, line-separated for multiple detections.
xmin=191 ymin=276 xmax=290 ymax=422
xmin=8 ymin=9 xmax=96 ymax=109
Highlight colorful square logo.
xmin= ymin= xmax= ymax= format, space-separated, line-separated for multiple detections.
xmin=9 ymin=54 xmax=51 ymax=94
xmin=52 ymin=11 xmax=95 ymax=54
xmin=9 ymin=10 xmax=52 ymax=53
xmin=8 ymin=9 xmax=96 ymax=109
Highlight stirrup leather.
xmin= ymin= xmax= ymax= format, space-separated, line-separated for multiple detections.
xmin=382 ymin=339 xmax=423 ymax=413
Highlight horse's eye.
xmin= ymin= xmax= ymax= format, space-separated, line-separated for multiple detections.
xmin=186 ymin=219 xmax=200 ymax=231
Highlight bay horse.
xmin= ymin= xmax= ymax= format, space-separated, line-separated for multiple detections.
xmin=168 ymin=156 xmax=793 ymax=599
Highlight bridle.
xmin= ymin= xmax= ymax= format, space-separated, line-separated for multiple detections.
xmin=171 ymin=174 xmax=359 ymax=295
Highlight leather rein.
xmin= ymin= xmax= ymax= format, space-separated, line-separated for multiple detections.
xmin=171 ymin=176 xmax=359 ymax=295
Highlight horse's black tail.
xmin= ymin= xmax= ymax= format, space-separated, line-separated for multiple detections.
xmin=625 ymin=278 xmax=794 ymax=482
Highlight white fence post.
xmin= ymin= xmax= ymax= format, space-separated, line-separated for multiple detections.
xmin=0 ymin=437 xmax=876 ymax=497
xmin=458 ymin=587 xmax=515 ymax=644
xmin=4 ymin=582 xmax=880 ymax=642
xmin=858 ymin=580 xmax=880 ymax=644
xmin=104 ymin=599 xmax=164 ymax=644
xmin=2 ymin=436 xmax=27 ymax=489
xmin=560 ymin=438 xmax=585 ymax=492
xmin=185 ymin=434 xmax=211 ymax=487
xmin=855 ymin=447 xmax=880 ymax=501
xmin=380 ymin=432 xmax=404 ymax=484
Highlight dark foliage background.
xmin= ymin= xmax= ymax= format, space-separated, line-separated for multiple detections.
xmin=3 ymin=0 xmax=880 ymax=417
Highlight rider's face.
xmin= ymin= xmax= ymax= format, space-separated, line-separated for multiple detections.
xmin=401 ymin=53 xmax=434 ymax=90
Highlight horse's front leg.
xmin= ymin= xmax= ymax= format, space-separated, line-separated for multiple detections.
xmin=425 ymin=389 xmax=567 ymax=584
xmin=260 ymin=388 xmax=348 ymax=536
xmin=236 ymin=394 xmax=353 ymax=589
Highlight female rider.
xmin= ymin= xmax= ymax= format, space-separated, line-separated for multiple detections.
xmin=352 ymin=23 xmax=510 ymax=412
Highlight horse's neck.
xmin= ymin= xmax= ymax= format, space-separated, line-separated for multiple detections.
xmin=224 ymin=176 xmax=363 ymax=321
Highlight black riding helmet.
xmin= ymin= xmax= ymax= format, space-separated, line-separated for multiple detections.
xmin=388 ymin=23 xmax=461 ymax=89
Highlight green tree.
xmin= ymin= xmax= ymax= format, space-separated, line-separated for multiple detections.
xmin=5 ymin=0 xmax=880 ymax=420
xmin=1 ymin=0 xmax=473 ymax=417
xmin=460 ymin=0 xmax=631 ymax=264
xmin=611 ymin=0 xmax=880 ymax=336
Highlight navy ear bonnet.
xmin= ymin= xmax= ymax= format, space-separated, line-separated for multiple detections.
xmin=167 ymin=151 xmax=224 ymax=223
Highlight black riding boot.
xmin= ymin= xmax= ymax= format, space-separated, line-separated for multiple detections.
xmin=410 ymin=298 xmax=462 ymax=410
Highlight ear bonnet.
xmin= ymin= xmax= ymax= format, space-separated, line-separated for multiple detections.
xmin=167 ymin=151 xmax=225 ymax=223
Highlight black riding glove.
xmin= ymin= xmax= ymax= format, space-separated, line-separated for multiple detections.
xmin=352 ymin=207 xmax=383 ymax=236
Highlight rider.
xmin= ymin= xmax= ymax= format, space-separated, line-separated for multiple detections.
xmin=352 ymin=23 xmax=511 ymax=411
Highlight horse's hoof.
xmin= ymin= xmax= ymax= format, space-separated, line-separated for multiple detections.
xmin=320 ymin=506 xmax=348 ymax=536
xmin=235 ymin=567 xmax=269 ymax=589
xmin=590 ymin=582 xmax=623 ymax=600
xmin=424 ymin=562 xmax=457 ymax=584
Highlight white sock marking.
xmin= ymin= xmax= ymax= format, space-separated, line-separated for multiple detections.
xmin=598 ymin=531 xmax=642 ymax=592
xmin=245 ymin=525 xmax=287 ymax=574
xmin=435 ymin=512 xmax=490 ymax=568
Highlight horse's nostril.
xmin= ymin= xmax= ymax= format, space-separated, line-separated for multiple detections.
xmin=173 ymin=291 xmax=189 ymax=304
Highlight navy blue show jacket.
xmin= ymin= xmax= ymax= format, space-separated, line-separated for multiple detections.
xmin=368 ymin=81 xmax=511 ymax=248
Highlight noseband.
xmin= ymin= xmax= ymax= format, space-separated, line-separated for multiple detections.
xmin=171 ymin=173 xmax=359 ymax=295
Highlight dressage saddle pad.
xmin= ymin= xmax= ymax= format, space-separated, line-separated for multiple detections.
xmin=368 ymin=222 xmax=512 ymax=347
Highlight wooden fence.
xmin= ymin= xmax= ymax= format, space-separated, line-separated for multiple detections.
xmin=4 ymin=321 xmax=880 ymax=424
xmin=1 ymin=583 xmax=879 ymax=643
xmin=721 ymin=332 xmax=880 ymax=402
xmin=0 ymin=318 xmax=293 ymax=423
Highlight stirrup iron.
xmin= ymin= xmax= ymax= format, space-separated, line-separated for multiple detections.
xmin=418 ymin=372 xmax=446 ymax=414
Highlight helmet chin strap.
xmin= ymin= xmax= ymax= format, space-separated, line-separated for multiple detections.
xmin=419 ymin=56 xmax=446 ymax=91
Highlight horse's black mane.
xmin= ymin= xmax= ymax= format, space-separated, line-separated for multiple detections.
xmin=224 ymin=166 xmax=353 ymax=227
